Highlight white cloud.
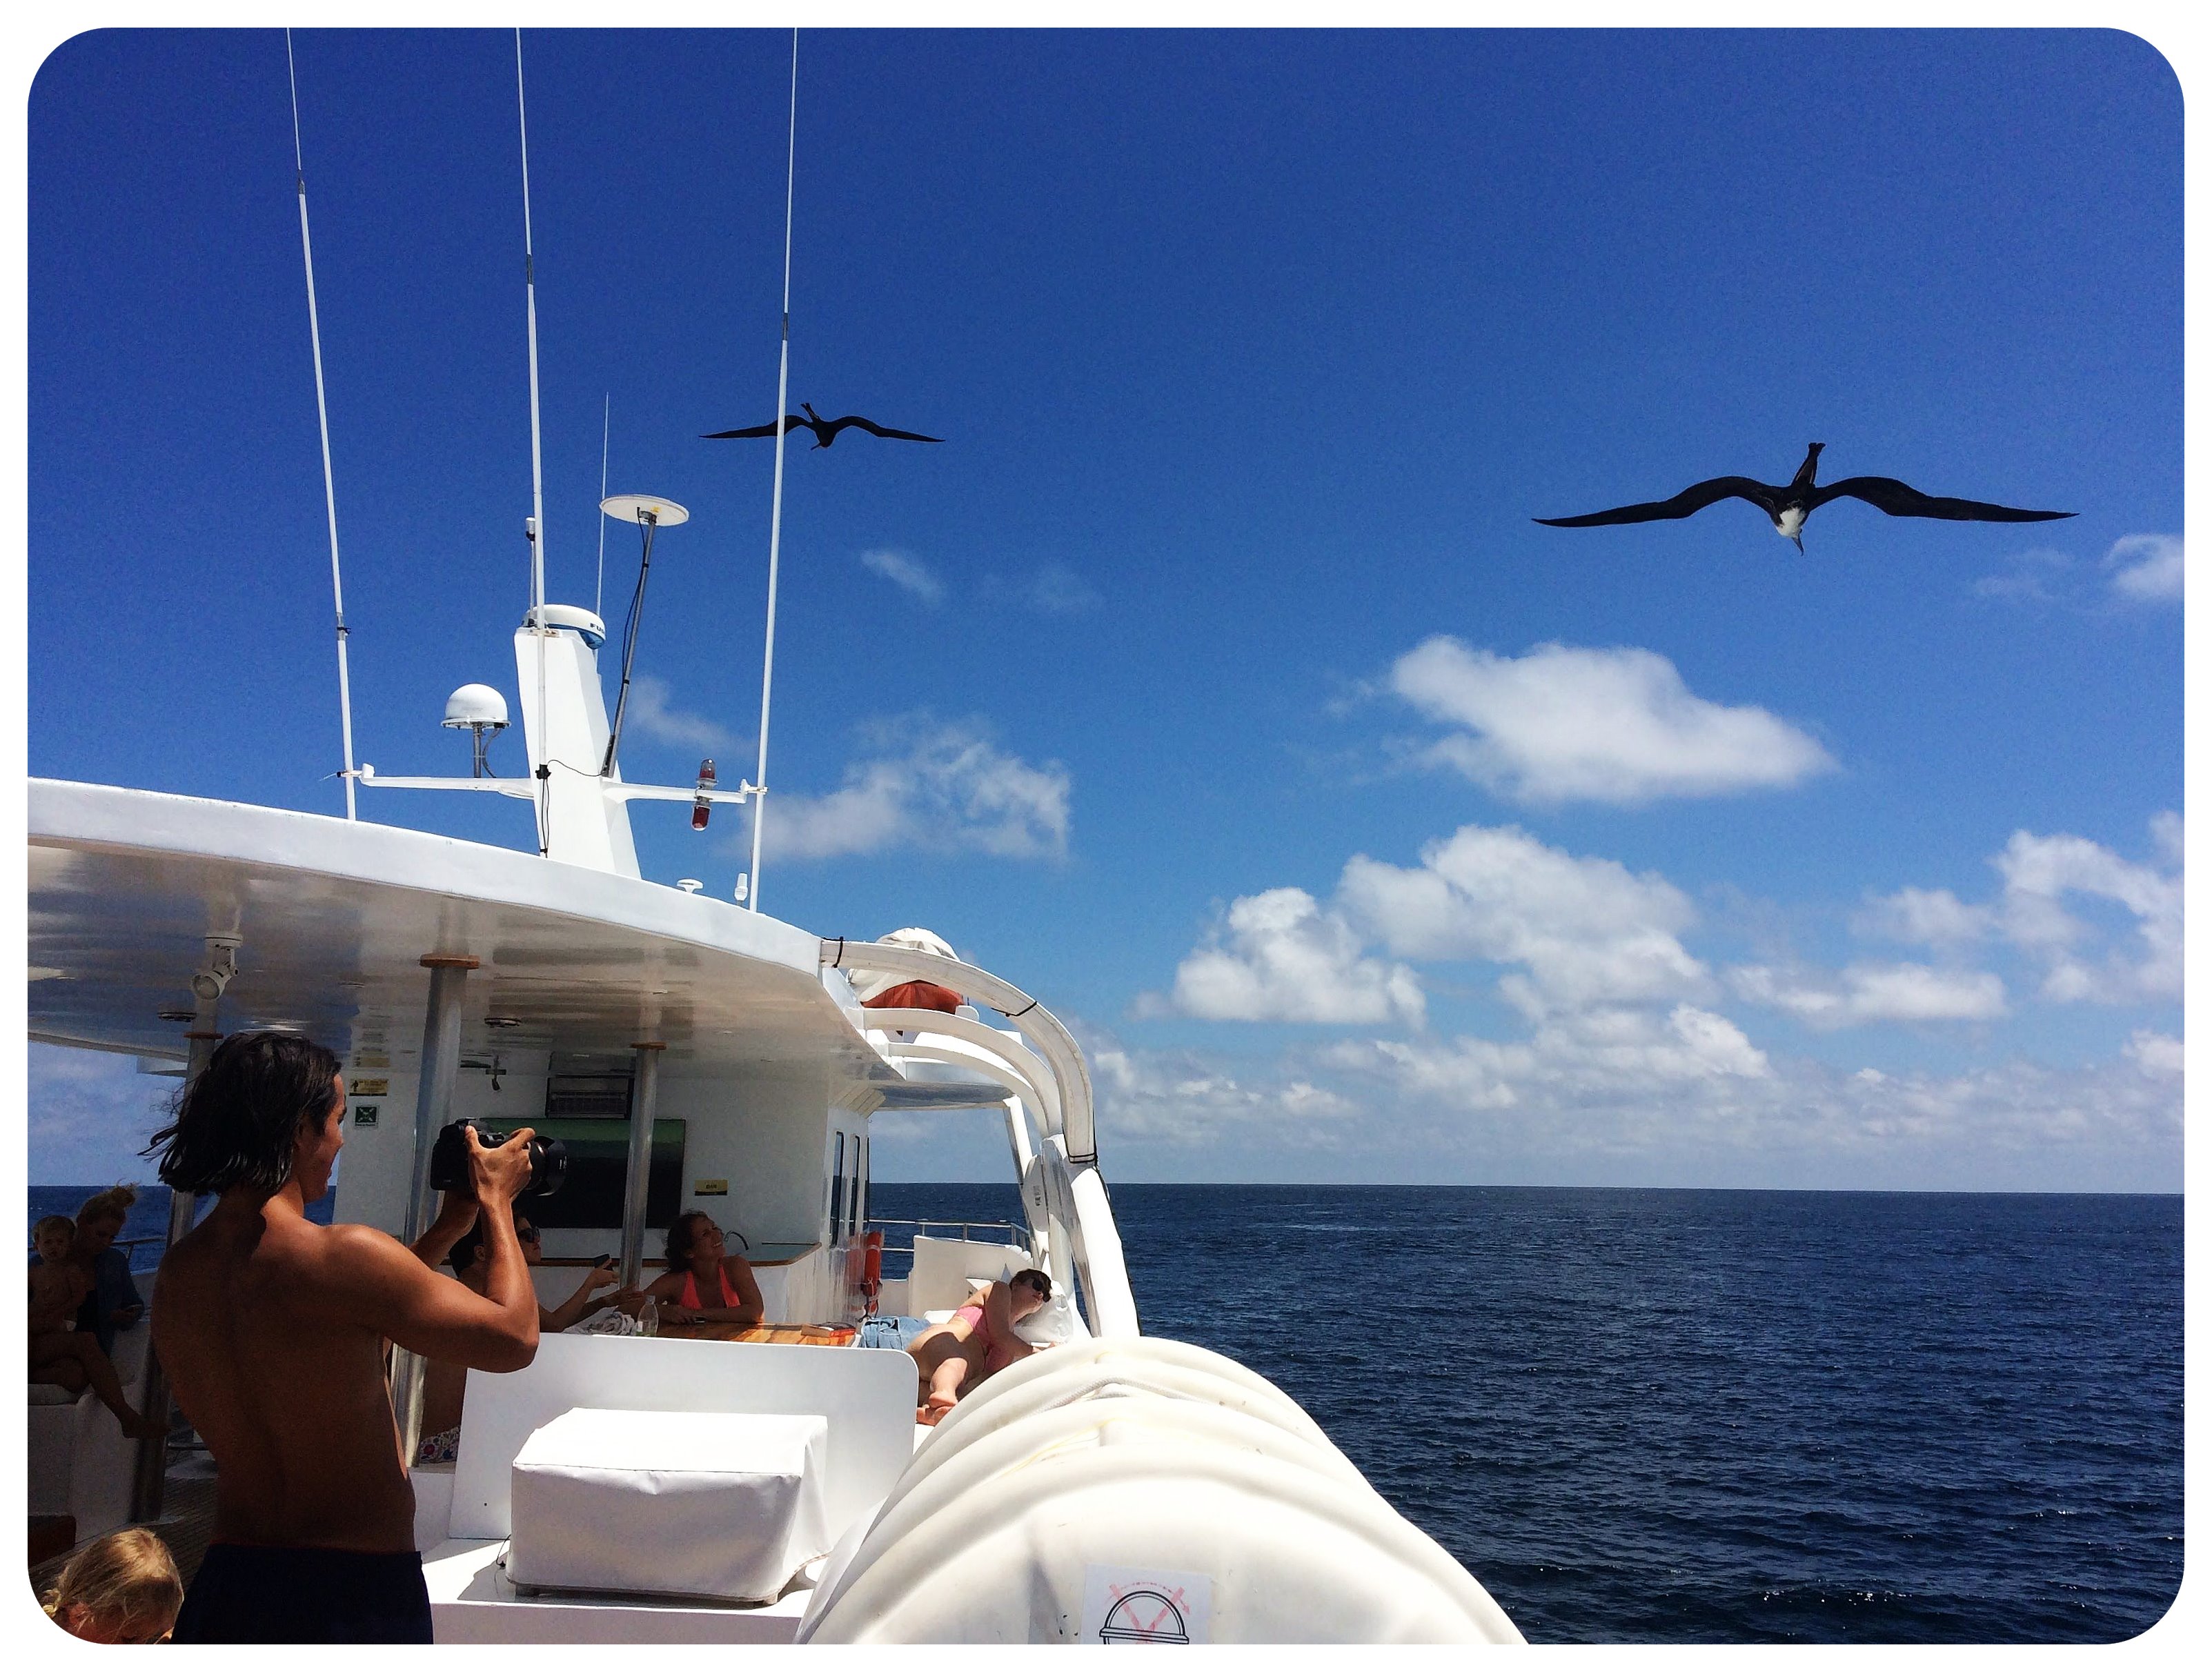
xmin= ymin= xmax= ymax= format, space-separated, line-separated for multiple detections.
xmin=1971 ymin=546 xmax=2072 ymax=603
xmin=1993 ymin=820 xmax=2181 ymax=1002
xmin=2104 ymin=534 xmax=2182 ymax=604
xmin=860 ymin=548 xmax=945 ymax=606
xmin=1150 ymin=887 xmax=1425 ymax=1026
xmin=1854 ymin=886 xmax=1993 ymax=947
xmin=1387 ymin=637 xmax=1835 ymax=804
xmin=1103 ymin=1026 xmax=2177 ymax=1188
xmin=2124 ymin=1029 xmax=2182 ymax=1077
xmin=1729 ymin=961 xmax=2008 ymax=1028
xmin=1085 ymin=1025 xmax=1364 ymax=1147
xmin=764 ymin=715 xmax=1069 ymax=862
xmin=1853 ymin=816 xmax=2182 ymax=1008
xmin=1027 ymin=562 xmax=1100 ymax=615
xmin=624 ymin=675 xmax=731 ymax=751
xmin=1339 ymin=824 xmax=1708 ymax=1012
xmin=1323 ymin=1002 xmax=1768 ymax=1111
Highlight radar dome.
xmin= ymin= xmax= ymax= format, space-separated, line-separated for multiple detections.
xmin=443 ymin=684 xmax=510 ymax=731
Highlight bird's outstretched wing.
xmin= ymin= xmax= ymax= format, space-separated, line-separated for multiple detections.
xmin=1810 ymin=477 xmax=2073 ymax=523
xmin=702 ymin=415 xmax=806 ymax=439
xmin=1535 ymin=476 xmax=1777 ymax=527
xmin=827 ymin=414 xmax=945 ymax=444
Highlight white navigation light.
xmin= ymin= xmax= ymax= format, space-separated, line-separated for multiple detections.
xmin=444 ymin=684 xmax=511 ymax=779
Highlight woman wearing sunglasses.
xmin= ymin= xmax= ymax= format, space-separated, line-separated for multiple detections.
xmin=907 ymin=1268 xmax=1054 ymax=1425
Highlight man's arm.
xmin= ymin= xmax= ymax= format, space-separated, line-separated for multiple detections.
xmin=409 ymin=1192 xmax=480 ymax=1271
xmin=334 ymin=1128 xmax=540 ymax=1371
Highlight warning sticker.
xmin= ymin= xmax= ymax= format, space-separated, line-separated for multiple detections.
xmin=1080 ymin=1566 xmax=1212 ymax=1644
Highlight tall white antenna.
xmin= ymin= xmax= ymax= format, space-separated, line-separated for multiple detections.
xmin=286 ymin=31 xmax=357 ymax=822
xmin=749 ymin=27 xmax=799 ymax=913
xmin=596 ymin=392 xmax=610 ymax=617
xmin=516 ymin=28 xmax=551 ymax=855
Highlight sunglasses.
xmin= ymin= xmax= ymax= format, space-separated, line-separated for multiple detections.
xmin=515 ymin=1226 xmax=540 ymax=1243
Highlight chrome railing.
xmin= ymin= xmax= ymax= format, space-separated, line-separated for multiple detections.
xmin=864 ymin=1216 xmax=1033 ymax=1279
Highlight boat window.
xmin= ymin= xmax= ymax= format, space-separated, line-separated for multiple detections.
xmin=830 ymin=1131 xmax=847 ymax=1242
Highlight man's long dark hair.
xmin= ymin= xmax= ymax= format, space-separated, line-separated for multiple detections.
xmin=143 ymin=1031 xmax=343 ymax=1196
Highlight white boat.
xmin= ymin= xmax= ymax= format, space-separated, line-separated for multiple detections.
xmin=26 ymin=33 xmax=1525 ymax=1646
xmin=28 ymin=610 xmax=1524 ymax=1642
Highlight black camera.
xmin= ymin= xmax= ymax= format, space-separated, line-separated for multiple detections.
xmin=428 ymin=1120 xmax=567 ymax=1200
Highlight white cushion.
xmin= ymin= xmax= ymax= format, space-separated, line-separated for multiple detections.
xmin=507 ymin=1406 xmax=831 ymax=1604
xmin=27 ymin=1382 xmax=81 ymax=1406
xmin=1013 ymin=1290 xmax=1085 ymax=1347
xmin=965 ymin=1273 xmax=1083 ymax=1346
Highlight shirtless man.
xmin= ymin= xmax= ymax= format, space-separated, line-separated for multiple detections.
xmin=148 ymin=1030 xmax=540 ymax=1642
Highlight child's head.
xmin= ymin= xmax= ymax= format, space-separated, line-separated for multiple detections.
xmin=41 ymin=1528 xmax=184 ymax=1643
xmin=32 ymin=1215 xmax=76 ymax=1264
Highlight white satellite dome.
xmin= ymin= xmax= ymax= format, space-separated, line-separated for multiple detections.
xmin=442 ymin=684 xmax=510 ymax=730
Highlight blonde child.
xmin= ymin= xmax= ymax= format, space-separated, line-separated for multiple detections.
xmin=30 ymin=1215 xmax=162 ymax=1437
xmin=41 ymin=1527 xmax=184 ymax=1642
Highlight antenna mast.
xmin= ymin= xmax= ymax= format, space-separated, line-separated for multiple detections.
xmin=749 ymin=28 xmax=799 ymax=913
xmin=516 ymin=28 xmax=551 ymax=855
xmin=286 ymin=32 xmax=357 ymax=821
xmin=596 ymin=393 xmax=610 ymax=616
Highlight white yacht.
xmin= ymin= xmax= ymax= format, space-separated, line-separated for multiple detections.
xmin=27 ymin=30 xmax=1525 ymax=1644
xmin=28 ymin=610 xmax=1523 ymax=1642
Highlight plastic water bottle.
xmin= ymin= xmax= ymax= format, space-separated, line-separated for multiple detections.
xmin=638 ymin=1295 xmax=658 ymax=1337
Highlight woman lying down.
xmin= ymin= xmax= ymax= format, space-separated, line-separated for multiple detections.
xmin=906 ymin=1268 xmax=1054 ymax=1424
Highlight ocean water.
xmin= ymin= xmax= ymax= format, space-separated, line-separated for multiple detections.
xmin=39 ymin=1180 xmax=2179 ymax=1642
xmin=876 ymin=1182 xmax=2182 ymax=1644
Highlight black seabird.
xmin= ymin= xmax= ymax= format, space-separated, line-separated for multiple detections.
xmin=1534 ymin=443 xmax=2073 ymax=551
xmin=703 ymin=401 xmax=943 ymax=449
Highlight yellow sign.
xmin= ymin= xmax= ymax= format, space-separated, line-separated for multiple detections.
xmin=693 ymin=1179 xmax=729 ymax=1196
xmin=350 ymin=1078 xmax=390 ymax=1097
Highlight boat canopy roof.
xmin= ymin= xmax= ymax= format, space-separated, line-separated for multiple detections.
xmin=28 ymin=779 xmax=901 ymax=1090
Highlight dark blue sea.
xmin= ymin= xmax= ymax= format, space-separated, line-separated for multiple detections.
xmin=36 ymin=1181 xmax=2180 ymax=1642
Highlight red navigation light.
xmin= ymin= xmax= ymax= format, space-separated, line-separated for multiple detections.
xmin=692 ymin=758 xmax=716 ymax=830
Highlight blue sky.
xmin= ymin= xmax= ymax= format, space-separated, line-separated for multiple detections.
xmin=23 ymin=28 xmax=2184 ymax=1188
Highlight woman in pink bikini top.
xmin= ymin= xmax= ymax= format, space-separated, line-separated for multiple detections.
xmin=643 ymin=1211 xmax=765 ymax=1328
xmin=907 ymin=1267 xmax=1055 ymax=1424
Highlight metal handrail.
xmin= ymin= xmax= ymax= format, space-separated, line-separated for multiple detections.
xmin=865 ymin=1216 xmax=1031 ymax=1245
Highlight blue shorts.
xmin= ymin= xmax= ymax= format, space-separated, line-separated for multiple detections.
xmin=173 ymin=1544 xmax=433 ymax=1643
xmin=856 ymin=1315 xmax=931 ymax=1351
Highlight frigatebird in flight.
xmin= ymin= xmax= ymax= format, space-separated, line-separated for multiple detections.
xmin=1534 ymin=443 xmax=2073 ymax=552
xmin=703 ymin=402 xmax=943 ymax=450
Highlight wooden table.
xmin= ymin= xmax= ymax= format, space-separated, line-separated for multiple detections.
xmin=654 ymin=1321 xmax=857 ymax=1347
